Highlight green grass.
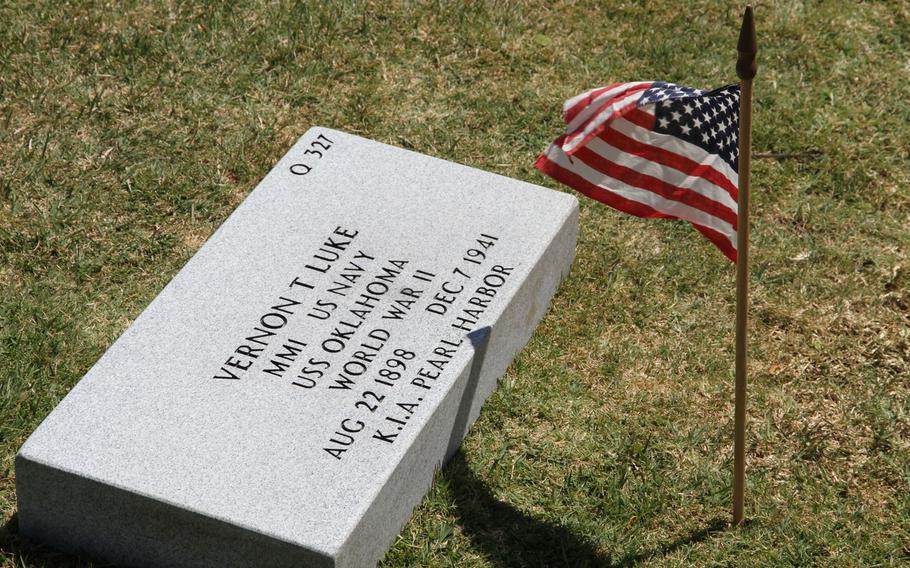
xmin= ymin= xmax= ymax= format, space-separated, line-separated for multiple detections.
xmin=1 ymin=1 xmax=908 ymax=566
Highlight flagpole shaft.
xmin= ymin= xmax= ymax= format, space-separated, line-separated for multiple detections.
xmin=733 ymin=75 xmax=751 ymax=526
xmin=733 ymin=5 xmax=756 ymax=527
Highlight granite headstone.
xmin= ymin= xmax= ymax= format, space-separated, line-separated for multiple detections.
xmin=16 ymin=128 xmax=579 ymax=567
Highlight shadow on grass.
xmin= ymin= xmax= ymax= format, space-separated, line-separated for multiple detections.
xmin=0 ymin=513 xmax=102 ymax=567
xmin=441 ymin=326 xmax=729 ymax=567
xmin=443 ymin=451 xmax=729 ymax=568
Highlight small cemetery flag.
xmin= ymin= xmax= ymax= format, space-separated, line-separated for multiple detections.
xmin=536 ymin=6 xmax=757 ymax=527
xmin=535 ymin=81 xmax=741 ymax=261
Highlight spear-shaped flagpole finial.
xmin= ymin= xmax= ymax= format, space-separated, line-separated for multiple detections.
xmin=737 ymin=6 xmax=757 ymax=80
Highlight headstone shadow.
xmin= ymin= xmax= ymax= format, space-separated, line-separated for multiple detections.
xmin=438 ymin=325 xmax=608 ymax=566
xmin=441 ymin=326 xmax=728 ymax=567
xmin=0 ymin=513 xmax=102 ymax=567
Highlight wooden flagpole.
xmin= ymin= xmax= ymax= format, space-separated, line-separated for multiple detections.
xmin=733 ymin=5 xmax=756 ymax=527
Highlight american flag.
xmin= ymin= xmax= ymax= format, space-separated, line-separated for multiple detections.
xmin=535 ymin=81 xmax=741 ymax=261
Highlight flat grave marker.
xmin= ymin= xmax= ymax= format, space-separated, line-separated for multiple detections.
xmin=16 ymin=128 xmax=579 ymax=567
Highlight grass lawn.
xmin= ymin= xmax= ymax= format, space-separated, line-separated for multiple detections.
xmin=1 ymin=1 xmax=908 ymax=566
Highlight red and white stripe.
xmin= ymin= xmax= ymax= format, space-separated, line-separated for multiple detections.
xmin=536 ymin=85 xmax=739 ymax=261
xmin=560 ymin=81 xmax=653 ymax=154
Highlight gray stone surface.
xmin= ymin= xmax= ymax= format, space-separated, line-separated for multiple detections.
xmin=16 ymin=127 xmax=579 ymax=567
